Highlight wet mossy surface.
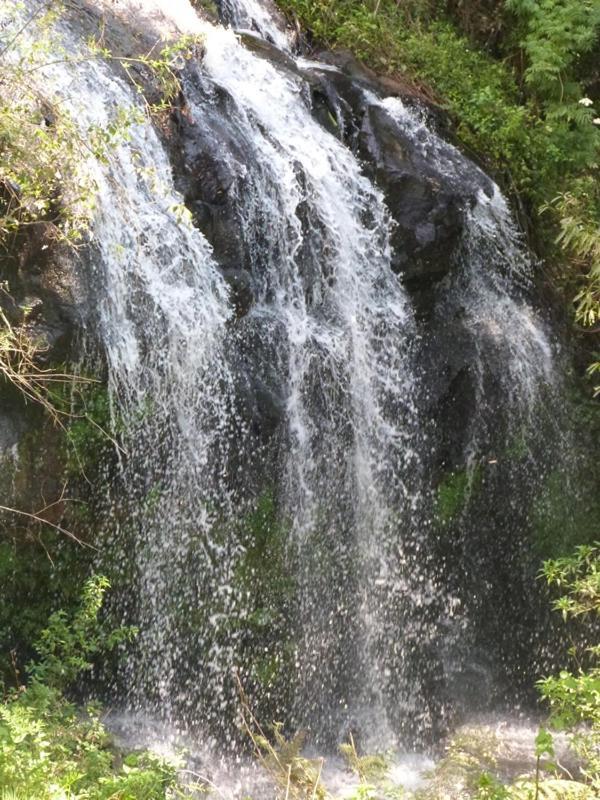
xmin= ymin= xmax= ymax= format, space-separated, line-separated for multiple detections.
xmin=435 ymin=466 xmax=483 ymax=525
xmin=0 ymin=371 xmax=117 ymax=686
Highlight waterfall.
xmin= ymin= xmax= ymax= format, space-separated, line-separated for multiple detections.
xmin=380 ymin=96 xmax=556 ymax=423
xmin=218 ymin=0 xmax=290 ymax=48
xmin=11 ymin=0 xmax=243 ymax=728
xmin=11 ymin=0 xmax=566 ymax=756
xmin=189 ymin=21 xmax=428 ymax=745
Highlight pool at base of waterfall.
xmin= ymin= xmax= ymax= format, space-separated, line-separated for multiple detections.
xmin=107 ymin=712 xmax=574 ymax=798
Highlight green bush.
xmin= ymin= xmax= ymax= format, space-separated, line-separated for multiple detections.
xmin=537 ymin=545 xmax=600 ymax=790
xmin=0 ymin=531 xmax=92 ymax=690
xmin=475 ymin=544 xmax=600 ymax=798
xmin=0 ymin=576 xmax=183 ymax=799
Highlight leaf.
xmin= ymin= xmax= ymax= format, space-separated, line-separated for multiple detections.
xmin=535 ymin=728 xmax=555 ymax=758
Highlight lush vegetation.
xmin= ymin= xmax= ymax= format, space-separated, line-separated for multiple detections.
xmin=0 ymin=8 xmax=198 ymax=795
xmin=0 ymin=0 xmax=199 ymax=414
xmin=536 ymin=546 xmax=600 ymax=792
xmin=0 ymin=0 xmax=204 ymax=670
xmin=280 ymin=0 xmax=600 ymax=392
xmin=0 ymin=576 xmax=184 ymax=799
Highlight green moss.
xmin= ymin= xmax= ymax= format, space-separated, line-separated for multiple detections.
xmin=63 ymin=382 xmax=116 ymax=479
xmin=435 ymin=466 xmax=482 ymax=524
xmin=191 ymin=0 xmax=219 ymax=21
xmin=236 ymin=491 xmax=294 ymax=603
xmin=531 ymin=470 xmax=600 ymax=560
xmin=230 ymin=491 xmax=298 ymax=700
xmin=505 ymin=430 xmax=530 ymax=461
xmin=235 ymin=491 xmax=295 ymax=645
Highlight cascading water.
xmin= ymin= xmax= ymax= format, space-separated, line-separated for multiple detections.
xmin=373 ymin=96 xmax=563 ymax=712
xmin=10 ymin=0 xmax=573 ymax=769
xmin=25 ymin=5 xmax=246 ymax=728
xmin=187 ymin=24 xmax=429 ymax=746
xmin=218 ymin=0 xmax=290 ymax=48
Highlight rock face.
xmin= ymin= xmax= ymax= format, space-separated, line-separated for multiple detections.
xmin=358 ymin=104 xmax=469 ymax=280
xmin=1 ymin=229 xmax=87 ymax=363
xmin=0 ymin=0 xmax=550 ymax=555
xmin=170 ymin=40 xmax=494 ymax=316
xmin=162 ymin=40 xmax=498 ymax=457
xmin=0 ymin=218 xmax=90 ymax=517
xmin=156 ymin=34 xmax=578 ymax=733
xmin=299 ymin=51 xmax=493 ymax=286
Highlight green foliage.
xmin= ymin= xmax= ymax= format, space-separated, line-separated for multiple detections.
xmin=85 ymin=34 xmax=204 ymax=116
xmin=546 ymin=182 xmax=600 ymax=393
xmin=536 ymin=545 xmax=600 ymax=791
xmin=239 ymin=684 xmax=328 ymax=800
xmin=418 ymin=726 xmax=500 ymax=799
xmin=0 ymin=1 xmax=203 ymax=421
xmin=26 ymin=575 xmax=137 ymax=691
xmin=0 ymin=530 xmax=92 ymax=691
xmin=0 ymin=373 xmax=120 ymax=686
xmin=477 ymin=776 xmax=594 ymax=799
xmin=531 ymin=469 xmax=600 ymax=558
xmin=0 ymin=693 xmax=179 ymax=800
xmin=542 ymin=544 xmax=600 ymax=620
xmin=1 ymin=2 xmax=106 ymax=250
xmin=0 ymin=1 xmax=202 ymax=252
xmin=339 ymin=734 xmax=388 ymax=784
xmin=506 ymin=0 xmax=600 ymax=101
xmin=339 ymin=736 xmax=407 ymax=800
xmin=415 ymin=723 xmax=593 ymax=799
xmin=505 ymin=0 xmax=600 ymax=369
xmin=191 ymin=0 xmax=220 ymax=23
xmin=0 ymin=577 xmax=181 ymax=799
xmin=62 ymin=380 xmax=117 ymax=479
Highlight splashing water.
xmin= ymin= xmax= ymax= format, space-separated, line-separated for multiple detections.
xmin=218 ymin=0 xmax=290 ymax=49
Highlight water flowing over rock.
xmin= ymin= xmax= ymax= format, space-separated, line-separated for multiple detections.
xmin=218 ymin=0 xmax=290 ymax=48
xmin=1 ymin=0 xmax=579 ymax=758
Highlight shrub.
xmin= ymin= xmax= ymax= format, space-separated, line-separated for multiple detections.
xmin=0 ymin=576 xmax=184 ymax=799
xmin=536 ymin=545 xmax=600 ymax=790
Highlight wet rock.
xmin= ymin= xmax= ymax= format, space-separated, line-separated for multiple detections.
xmin=294 ymin=51 xmax=493 ymax=288
xmin=219 ymin=0 xmax=290 ymax=46
xmin=0 ymin=221 xmax=88 ymax=517
xmin=237 ymin=31 xmax=297 ymax=71
xmin=168 ymin=73 xmax=249 ymax=271
xmin=221 ymin=267 xmax=254 ymax=318
xmin=169 ymin=32 xmax=483 ymax=293
xmin=357 ymin=102 xmax=486 ymax=283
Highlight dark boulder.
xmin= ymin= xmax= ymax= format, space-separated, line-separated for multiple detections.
xmin=168 ymin=75 xmax=250 ymax=272
xmin=359 ymin=103 xmax=466 ymax=282
xmin=294 ymin=50 xmax=494 ymax=289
